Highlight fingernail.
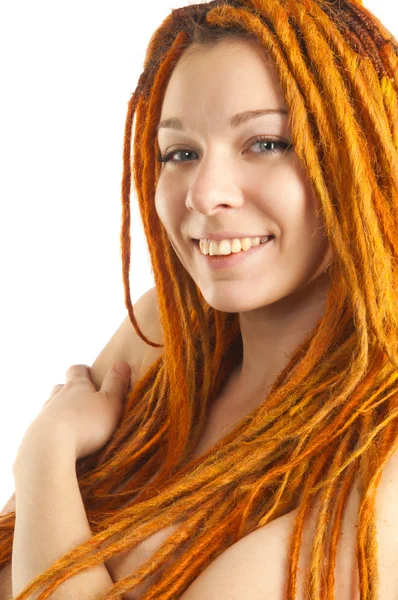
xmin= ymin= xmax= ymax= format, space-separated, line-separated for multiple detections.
xmin=114 ymin=362 xmax=130 ymax=377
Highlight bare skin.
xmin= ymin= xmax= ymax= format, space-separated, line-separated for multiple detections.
xmin=155 ymin=38 xmax=334 ymax=410
xmin=3 ymin=38 xmax=396 ymax=600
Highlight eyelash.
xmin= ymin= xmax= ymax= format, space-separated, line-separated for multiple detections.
xmin=156 ymin=136 xmax=292 ymax=165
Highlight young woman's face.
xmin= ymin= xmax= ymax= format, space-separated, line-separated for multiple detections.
xmin=155 ymin=38 xmax=333 ymax=313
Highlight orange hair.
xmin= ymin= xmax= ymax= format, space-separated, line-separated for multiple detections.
xmin=2 ymin=1 xmax=398 ymax=598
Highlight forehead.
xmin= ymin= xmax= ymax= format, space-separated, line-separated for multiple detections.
xmin=159 ymin=38 xmax=288 ymax=125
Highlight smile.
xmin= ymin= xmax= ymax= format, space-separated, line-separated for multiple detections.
xmin=193 ymin=236 xmax=275 ymax=270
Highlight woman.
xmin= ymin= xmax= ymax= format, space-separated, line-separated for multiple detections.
xmin=1 ymin=0 xmax=398 ymax=598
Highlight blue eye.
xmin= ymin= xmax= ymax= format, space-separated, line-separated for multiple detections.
xmin=156 ymin=136 xmax=292 ymax=166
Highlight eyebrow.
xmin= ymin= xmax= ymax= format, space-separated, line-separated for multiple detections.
xmin=156 ymin=108 xmax=288 ymax=133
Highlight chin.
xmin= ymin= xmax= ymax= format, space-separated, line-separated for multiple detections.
xmin=200 ymin=287 xmax=288 ymax=314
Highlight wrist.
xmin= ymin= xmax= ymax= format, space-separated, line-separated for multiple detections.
xmin=13 ymin=420 xmax=78 ymax=476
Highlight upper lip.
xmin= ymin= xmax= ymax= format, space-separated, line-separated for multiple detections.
xmin=192 ymin=232 xmax=274 ymax=241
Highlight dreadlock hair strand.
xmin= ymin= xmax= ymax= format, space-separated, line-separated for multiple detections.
xmin=2 ymin=1 xmax=398 ymax=599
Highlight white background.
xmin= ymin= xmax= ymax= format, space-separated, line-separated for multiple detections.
xmin=0 ymin=1 xmax=397 ymax=508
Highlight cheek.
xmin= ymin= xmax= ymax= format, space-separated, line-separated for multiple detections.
xmin=299 ymin=202 xmax=332 ymax=275
xmin=270 ymin=168 xmax=329 ymax=256
xmin=307 ymin=189 xmax=329 ymax=246
xmin=154 ymin=191 xmax=162 ymax=221
xmin=300 ymin=199 xmax=329 ymax=260
xmin=154 ymin=188 xmax=172 ymax=230
xmin=154 ymin=189 xmax=186 ymax=251
xmin=155 ymin=180 xmax=187 ymax=222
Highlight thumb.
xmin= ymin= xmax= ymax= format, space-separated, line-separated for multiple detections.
xmin=101 ymin=362 xmax=131 ymax=397
xmin=113 ymin=362 xmax=131 ymax=378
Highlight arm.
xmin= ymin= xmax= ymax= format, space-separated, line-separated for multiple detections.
xmin=89 ymin=286 xmax=163 ymax=393
xmin=0 ymin=500 xmax=14 ymax=600
xmin=0 ymin=565 xmax=12 ymax=600
xmin=1 ymin=286 xmax=162 ymax=599
xmin=12 ymin=425 xmax=114 ymax=600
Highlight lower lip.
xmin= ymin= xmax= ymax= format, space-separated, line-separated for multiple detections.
xmin=195 ymin=238 xmax=274 ymax=269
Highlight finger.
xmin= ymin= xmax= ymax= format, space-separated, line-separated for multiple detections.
xmin=44 ymin=384 xmax=64 ymax=405
xmin=65 ymin=364 xmax=91 ymax=384
xmin=50 ymin=384 xmax=64 ymax=396
xmin=100 ymin=362 xmax=131 ymax=399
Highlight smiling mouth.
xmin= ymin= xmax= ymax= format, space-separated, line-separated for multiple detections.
xmin=190 ymin=235 xmax=275 ymax=270
xmin=191 ymin=236 xmax=274 ymax=253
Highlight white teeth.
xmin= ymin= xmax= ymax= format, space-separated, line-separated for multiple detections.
xmin=199 ymin=236 xmax=272 ymax=256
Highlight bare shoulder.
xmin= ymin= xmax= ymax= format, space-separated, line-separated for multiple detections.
xmin=117 ymin=286 xmax=163 ymax=376
xmin=131 ymin=286 xmax=164 ymax=376
xmin=90 ymin=286 xmax=163 ymax=391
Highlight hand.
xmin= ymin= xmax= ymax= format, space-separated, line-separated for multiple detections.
xmin=15 ymin=362 xmax=131 ymax=463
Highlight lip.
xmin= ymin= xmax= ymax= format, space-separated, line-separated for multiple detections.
xmin=193 ymin=237 xmax=274 ymax=270
xmin=192 ymin=232 xmax=272 ymax=242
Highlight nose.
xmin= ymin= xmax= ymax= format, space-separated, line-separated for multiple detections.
xmin=185 ymin=154 xmax=244 ymax=215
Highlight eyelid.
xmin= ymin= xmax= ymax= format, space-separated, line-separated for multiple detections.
xmin=159 ymin=134 xmax=285 ymax=153
xmin=157 ymin=135 xmax=292 ymax=163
